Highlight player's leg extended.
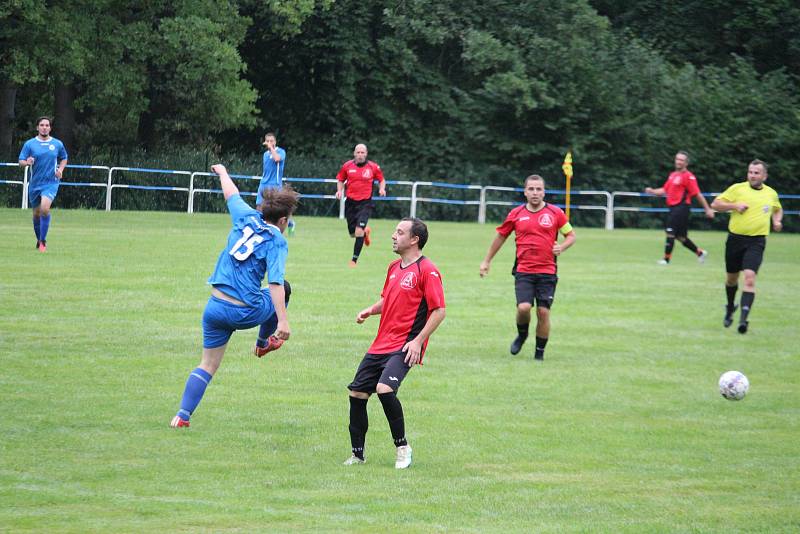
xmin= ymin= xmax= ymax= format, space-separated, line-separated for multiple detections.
xmin=724 ymin=271 xmax=739 ymax=328
xmin=32 ymin=205 xmax=42 ymax=247
xmin=255 ymin=281 xmax=291 ymax=356
xmin=534 ymin=306 xmax=551 ymax=360
xmin=512 ymin=302 xmax=532 ymax=355
xmin=347 ymin=391 xmax=370 ymax=463
xmin=37 ymin=196 xmax=54 ymax=250
xmin=738 ymin=269 xmax=757 ymax=333
xmin=352 ymin=226 xmax=366 ymax=263
xmin=377 ymin=354 xmax=412 ymax=469
xmin=170 ymin=345 xmax=226 ymax=428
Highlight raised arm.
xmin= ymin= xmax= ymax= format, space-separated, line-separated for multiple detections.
xmin=210 ymin=164 xmax=240 ymax=200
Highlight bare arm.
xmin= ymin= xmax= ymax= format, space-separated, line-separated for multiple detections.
xmin=402 ymin=307 xmax=446 ymax=366
xmin=711 ymin=197 xmax=748 ymax=214
xmin=772 ymin=207 xmax=784 ymax=232
xmin=553 ymin=230 xmax=576 ymax=256
xmin=55 ymin=158 xmax=68 ymax=179
xmin=693 ymin=192 xmax=715 ymax=218
xmin=644 ymin=187 xmax=665 ymax=196
xmin=19 ymin=157 xmax=34 ymax=167
xmin=268 ymin=283 xmax=290 ymax=340
xmin=378 ymin=178 xmax=386 ymax=197
xmin=211 ymin=164 xmax=240 ymax=200
xmin=269 ymin=146 xmax=282 ymax=162
xmin=335 ymin=180 xmax=345 ymax=200
xmin=479 ymin=233 xmax=509 ymax=277
xmin=356 ymin=298 xmax=384 ymax=323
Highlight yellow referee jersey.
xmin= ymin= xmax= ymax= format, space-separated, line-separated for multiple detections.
xmin=716 ymin=182 xmax=781 ymax=236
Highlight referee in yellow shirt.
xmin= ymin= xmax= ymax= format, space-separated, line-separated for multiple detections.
xmin=711 ymin=159 xmax=783 ymax=334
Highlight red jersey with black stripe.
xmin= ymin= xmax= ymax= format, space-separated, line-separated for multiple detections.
xmin=368 ymin=256 xmax=445 ymax=359
xmin=662 ymin=170 xmax=701 ymax=206
xmin=336 ymin=160 xmax=384 ymax=201
xmin=496 ymin=203 xmax=570 ymax=275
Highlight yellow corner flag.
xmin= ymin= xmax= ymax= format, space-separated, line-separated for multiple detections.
xmin=562 ymin=151 xmax=573 ymax=219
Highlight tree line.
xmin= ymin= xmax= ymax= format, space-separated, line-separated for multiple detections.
xmin=2 ymin=0 xmax=799 ymax=196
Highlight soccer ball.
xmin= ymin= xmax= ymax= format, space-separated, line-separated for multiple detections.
xmin=719 ymin=371 xmax=749 ymax=401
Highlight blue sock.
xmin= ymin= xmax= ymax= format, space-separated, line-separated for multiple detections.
xmin=177 ymin=367 xmax=213 ymax=421
xmin=33 ymin=215 xmax=41 ymax=240
xmin=39 ymin=214 xmax=51 ymax=242
xmin=256 ymin=314 xmax=279 ymax=347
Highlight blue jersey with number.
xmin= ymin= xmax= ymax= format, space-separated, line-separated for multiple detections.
xmin=19 ymin=137 xmax=68 ymax=185
xmin=208 ymin=193 xmax=287 ymax=308
xmin=260 ymin=147 xmax=286 ymax=190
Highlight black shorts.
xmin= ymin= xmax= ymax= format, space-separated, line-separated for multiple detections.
xmin=348 ymin=351 xmax=411 ymax=393
xmin=514 ymin=273 xmax=558 ymax=308
xmin=725 ymin=232 xmax=766 ymax=273
xmin=344 ymin=198 xmax=373 ymax=235
xmin=665 ymin=204 xmax=691 ymax=237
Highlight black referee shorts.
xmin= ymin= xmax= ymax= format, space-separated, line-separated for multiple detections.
xmin=348 ymin=351 xmax=411 ymax=393
xmin=514 ymin=272 xmax=558 ymax=309
xmin=344 ymin=198 xmax=373 ymax=236
xmin=665 ymin=204 xmax=691 ymax=237
xmin=725 ymin=232 xmax=766 ymax=273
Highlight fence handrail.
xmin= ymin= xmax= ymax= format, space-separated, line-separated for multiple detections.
xmin=3 ymin=162 xmax=797 ymax=227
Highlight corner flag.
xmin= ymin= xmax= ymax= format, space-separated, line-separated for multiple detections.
xmin=562 ymin=151 xmax=573 ymax=219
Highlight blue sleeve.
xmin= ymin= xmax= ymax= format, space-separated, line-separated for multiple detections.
xmin=262 ymin=152 xmax=270 ymax=178
xmin=266 ymin=239 xmax=288 ymax=284
xmin=227 ymin=193 xmax=257 ymax=223
xmin=58 ymin=141 xmax=68 ymax=160
xmin=18 ymin=141 xmax=31 ymax=160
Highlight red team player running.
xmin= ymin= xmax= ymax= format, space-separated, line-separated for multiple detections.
xmin=480 ymin=175 xmax=576 ymax=360
xmin=344 ymin=218 xmax=446 ymax=469
xmin=335 ymin=143 xmax=386 ymax=266
xmin=644 ymin=151 xmax=715 ymax=264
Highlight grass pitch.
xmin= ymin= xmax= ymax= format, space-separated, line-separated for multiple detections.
xmin=1 ymin=208 xmax=798 ymax=533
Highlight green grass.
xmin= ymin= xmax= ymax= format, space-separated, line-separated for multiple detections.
xmin=1 ymin=208 xmax=799 ymax=533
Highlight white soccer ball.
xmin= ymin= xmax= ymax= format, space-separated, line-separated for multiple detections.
xmin=719 ymin=371 xmax=749 ymax=401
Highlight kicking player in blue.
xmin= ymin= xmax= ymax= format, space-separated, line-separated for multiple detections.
xmin=257 ymin=132 xmax=295 ymax=234
xmin=170 ymin=163 xmax=299 ymax=428
xmin=18 ymin=116 xmax=68 ymax=252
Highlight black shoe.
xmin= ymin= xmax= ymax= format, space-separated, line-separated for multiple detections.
xmin=35 ymin=240 xmax=40 ymax=249
xmin=510 ymin=335 xmax=527 ymax=355
xmin=724 ymin=305 xmax=738 ymax=328
xmin=738 ymin=320 xmax=748 ymax=334
xmin=534 ymin=351 xmax=544 ymax=361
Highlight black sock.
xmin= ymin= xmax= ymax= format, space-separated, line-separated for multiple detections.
xmin=664 ymin=237 xmax=675 ymax=259
xmin=348 ymin=396 xmax=368 ymax=459
xmin=740 ymin=292 xmax=755 ymax=322
xmin=352 ymin=236 xmax=365 ymax=261
xmin=378 ymin=391 xmax=407 ymax=447
xmin=726 ymin=284 xmax=738 ymax=310
xmin=516 ymin=322 xmax=529 ymax=340
xmin=681 ymin=238 xmax=699 ymax=254
xmin=535 ymin=336 xmax=548 ymax=358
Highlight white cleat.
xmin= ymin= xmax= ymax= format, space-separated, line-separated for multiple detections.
xmin=343 ymin=455 xmax=365 ymax=465
xmin=698 ymin=250 xmax=708 ymax=263
xmin=395 ymin=445 xmax=412 ymax=469
xmin=657 ymin=259 xmax=669 ymax=265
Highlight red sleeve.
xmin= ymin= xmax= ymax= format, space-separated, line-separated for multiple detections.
xmin=422 ymin=263 xmax=445 ymax=310
xmin=556 ymin=207 xmax=568 ymax=228
xmin=686 ymin=173 xmax=701 ymax=198
xmin=373 ymin=163 xmax=384 ymax=182
xmin=336 ymin=163 xmax=348 ymax=182
xmin=495 ymin=207 xmax=517 ymax=237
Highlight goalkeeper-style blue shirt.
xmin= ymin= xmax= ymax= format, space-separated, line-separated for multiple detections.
xmin=260 ymin=147 xmax=286 ymax=190
xmin=18 ymin=137 xmax=68 ymax=185
xmin=208 ymin=193 xmax=287 ymax=308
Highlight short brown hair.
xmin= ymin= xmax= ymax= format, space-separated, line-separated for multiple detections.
xmin=749 ymin=159 xmax=768 ymax=172
xmin=260 ymin=186 xmax=299 ymax=224
xmin=400 ymin=217 xmax=429 ymax=250
xmin=36 ymin=116 xmax=52 ymax=126
xmin=525 ymin=174 xmax=545 ymax=187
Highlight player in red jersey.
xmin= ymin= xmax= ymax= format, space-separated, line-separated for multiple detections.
xmin=335 ymin=143 xmax=386 ymax=266
xmin=343 ymin=218 xmax=446 ymax=469
xmin=480 ymin=175 xmax=576 ymax=360
xmin=644 ymin=151 xmax=715 ymax=264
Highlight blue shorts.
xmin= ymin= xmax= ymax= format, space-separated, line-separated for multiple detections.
xmin=29 ymin=181 xmax=60 ymax=208
xmin=256 ymin=184 xmax=280 ymax=206
xmin=202 ymin=294 xmax=274 ymax=349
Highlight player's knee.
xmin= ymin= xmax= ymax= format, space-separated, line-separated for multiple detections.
xmin=40 ymin=205 xmax=51 ymax=216
xmin=349 ymin=390 xmax=370 ymax=400
xmin=536 ymin=306 xmax=550 ymax=320
xmin=517 ymin=302 xmax=533 ymax=313
xmin=376 ymin=383 xmax=394 ymax=394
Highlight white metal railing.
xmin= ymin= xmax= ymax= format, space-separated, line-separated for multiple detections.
xmin=2 ymin=162 xmax=797 ymax=229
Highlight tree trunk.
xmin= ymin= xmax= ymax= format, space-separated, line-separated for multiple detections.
xmin=0 ymin=80 xmax=17 ymax=159
xmin=54 ymin=82 xmax=77 ymax=154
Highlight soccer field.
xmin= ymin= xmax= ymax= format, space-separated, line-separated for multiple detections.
xmin=1 ymin=208 xmax=798 ymax=532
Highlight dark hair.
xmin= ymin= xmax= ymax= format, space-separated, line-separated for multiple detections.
xmin=676 ymin=150 xmax=691 ymax=163
xmin=260 ymin=186 xmax=299 ymax=224
xmin=400 ymin=217 xmax=429 ymax=250
xmin=749 ymin=159 xmax=768 ymax=172
xmin=36 ymin=116 xmax=52 ymax=126
xmin=525 ymin=174 xmax=545 ymax=187
xmin=264 ymin=132 xmax=276 ymax=139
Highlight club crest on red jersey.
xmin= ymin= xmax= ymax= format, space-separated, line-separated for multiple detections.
xmin=362 ymin=168 xmax=373 ymax=179
xmin=539 ymin=213 xmax=554 ymax=227
xmin=400 ymin=271 xmax=418 ymax=289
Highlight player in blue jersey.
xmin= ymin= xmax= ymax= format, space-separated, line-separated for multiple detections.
xmin=170 ymin=164 xmax=299 ymax=428
xmin=18 ymin=116 xmax=68 ymax=252
xmin=257 ymin=132 xmax=295 ymax=234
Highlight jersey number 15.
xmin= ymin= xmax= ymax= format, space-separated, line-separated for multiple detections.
xmin=229 ymin=226 xmax=264 ymax=260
